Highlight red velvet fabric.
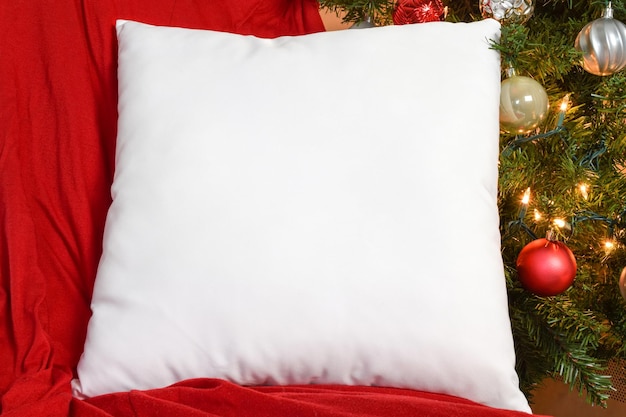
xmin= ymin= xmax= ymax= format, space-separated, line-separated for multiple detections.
xmin=71 ymin=380 xmax=542 ymax=417
xmin=0 ymin=1 xmax=548 ymax=416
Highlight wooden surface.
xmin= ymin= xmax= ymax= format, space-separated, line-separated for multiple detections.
xmin=531 ymin=378 xmax=626 ymax=417
xmin=319 ymin=8 xmax=349 ymax=31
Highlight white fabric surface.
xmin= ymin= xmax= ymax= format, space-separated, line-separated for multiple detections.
xmin=74 ymin=18 xmax=530 ymax=413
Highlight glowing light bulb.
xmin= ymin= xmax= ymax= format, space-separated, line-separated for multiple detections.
xmin=560 ymin=95 xmax=570 ymax=112
xmin=521 ymin=187 xmax=531 ymax=205
xmin=553 ymin=218 xmax=566 ymax=228
xmin=579 ymin=183 xmax=589 ymax=200
xmin=605 ymin=240 xmax=615 ymax=250
xmin=557 ymin=94 xmax=570 ymax=127
xmin=534 ymin=209 xmax=542 ymax=221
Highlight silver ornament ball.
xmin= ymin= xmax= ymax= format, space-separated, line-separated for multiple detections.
xmin=480 ymin=0 xmax=534 ymax=25
xmin=499 ymin=74 xmax=549 ymax=134
xmin=575 ymin=3 xmax=626 ymax=76
xmin=350 ymin=15 xmax=375 ymax=29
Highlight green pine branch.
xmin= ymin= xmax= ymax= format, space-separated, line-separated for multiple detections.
xmin=319 ymin=0 xmax=396 ymax=25
xmin=508 ymin=287 xmax=614 ymax=405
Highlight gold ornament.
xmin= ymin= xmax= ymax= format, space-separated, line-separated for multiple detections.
xmin=499 ymin=69 xmax=549 ymax=134
xmin=620 ymin=267 xmax=626 ymax=301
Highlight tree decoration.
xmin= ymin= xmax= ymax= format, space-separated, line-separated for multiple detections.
xmin=499 ymin=68 xmax=549 ymax=134
xmin=620 ymin=267 xmax=626 ymax=301
xmin=392 ymin=0 xmax=446 ymax=25
xmin=516 ymin=235 xmax=577 ymax=297
xmin=575 ymin=2 xmax=626 ymax=76
xmin=479 ymin=0 xmax=534 ymax=25
xmin=351 ymin=15 xmax=376 ymax=28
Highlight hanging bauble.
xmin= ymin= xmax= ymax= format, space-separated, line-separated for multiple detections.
xmin=393 ymin=0 xmax=446 ymax=25
xmin=350 ymin=15 xmax=376 ymax=29
xmin=499 ymin=69 xmax=549 ymax=134
xmin=620 ymin=267 xmax=626 ymax=301
xmin=516 ymin=237 xmax=577 ymax=297
xmin=479 ymin=0 xmax=534 ymax=25
xmin=574 ymin=2 xmax=626 ymax=76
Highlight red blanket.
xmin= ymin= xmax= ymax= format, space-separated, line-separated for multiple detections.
xmin=0 ymin=1 xmax=547 ymax=416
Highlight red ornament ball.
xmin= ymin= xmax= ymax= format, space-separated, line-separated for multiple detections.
xmin=393 ymin=0 xmax=446 ymax=25
xmin=516 ymin=238 xmax=577 ymax=297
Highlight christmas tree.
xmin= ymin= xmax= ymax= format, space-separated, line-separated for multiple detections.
xmin=321 ymin=0 xmax=626 ymax=407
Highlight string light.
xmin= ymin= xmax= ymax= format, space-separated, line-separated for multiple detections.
xmin=579 ymin=183 xmax=589 ymax=200
xmin=501 ymin=94 xmax=571 ymax=156
xmin=534 ymin=209 xmax=542 ymax=221
xmin=556 ymin=94 xmax=570 ymax=127
xmin=518 ymin=187 xmax=531 ymax=220
xmin=553 ymin=218 xmax=567 ymax=228
xmin=560 ymin=95 xmax=570 ymax=111
xmin=522 ymin=187 xmax=531 ymax=205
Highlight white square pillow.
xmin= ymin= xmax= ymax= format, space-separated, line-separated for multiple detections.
xmin=73 ymin=19 xmax=531 ymax=413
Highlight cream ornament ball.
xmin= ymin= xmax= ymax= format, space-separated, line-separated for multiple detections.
xmin=575 ymin=2 xmax=626 ymax=76
xmin=499 ymin=71 xmax=549 ymax=134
